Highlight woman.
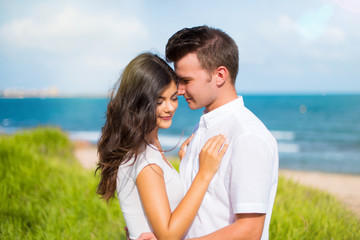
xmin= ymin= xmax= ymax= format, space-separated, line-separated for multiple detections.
xmin=96 ymin=53 xmax=228 ymax=240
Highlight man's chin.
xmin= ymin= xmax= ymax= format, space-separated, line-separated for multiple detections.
xmin=187 ymin=102 xmax=202 ymax=110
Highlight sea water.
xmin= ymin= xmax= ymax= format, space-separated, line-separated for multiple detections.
xmin=1 ymin=95 xmax=359 ymax=174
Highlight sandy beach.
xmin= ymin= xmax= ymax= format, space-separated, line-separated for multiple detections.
xmin=74 ymin=141 xmax=360 ymax=218
xmin=74 ymin=141 xmax=99 ymax=170
xmin=280 ymin=169 xmax=360 ymax=217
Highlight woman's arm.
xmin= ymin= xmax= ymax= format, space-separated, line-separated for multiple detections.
xmin=136 ymin=135 xmax=228 ymax=240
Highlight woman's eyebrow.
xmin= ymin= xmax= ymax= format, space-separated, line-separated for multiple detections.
xmin=171 ymin=91 xmax=178 ymax=98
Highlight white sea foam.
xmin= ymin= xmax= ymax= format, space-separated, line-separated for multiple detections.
xmin=159 ymin=134 xmax=184 ymax=149
xmin=68 ymin=131 xmax=300 ymax=153
xmin=277 ymin=143 xmax=300 ymax=153
xmin=271 ymin=130 xmax=295 ymax=140
xmin=68 ymin=131 xmax=184 ymax=148
xmin=0 ymin=126 xmax=20 ymax=134
xmin=69 ymin=131 xmax=101 ymax=142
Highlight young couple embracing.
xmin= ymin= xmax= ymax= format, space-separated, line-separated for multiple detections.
xmin=96 ymin=26 xmax=278 ymax=240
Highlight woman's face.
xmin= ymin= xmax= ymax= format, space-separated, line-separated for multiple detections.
xmin=156 ymin=80 xmax=178 ymax=129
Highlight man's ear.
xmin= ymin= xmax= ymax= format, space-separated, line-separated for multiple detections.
xmin=214 ymin=66 xmax=228 ymax=87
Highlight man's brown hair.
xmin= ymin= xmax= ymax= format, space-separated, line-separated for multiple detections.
xmin=166 ymin=25 xmax=239 ymax=84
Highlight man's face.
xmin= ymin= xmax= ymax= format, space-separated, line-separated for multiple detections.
xmin=174 ymin=53 xmax=216 ymax=110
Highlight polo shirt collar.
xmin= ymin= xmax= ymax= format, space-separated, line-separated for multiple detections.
xmin=200 ymin=96 xmax=244 ymax=129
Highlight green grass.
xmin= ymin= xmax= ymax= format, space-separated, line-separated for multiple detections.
xmin=270 ymin=178 xmax=360 ymax=239
xmin=0 ymin=127 xmax=125 ymax=239
xmin=1 ymin=127 xmax=359 ymax=239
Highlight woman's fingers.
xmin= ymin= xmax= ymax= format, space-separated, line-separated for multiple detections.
xmin=212 ymin=135 xmax=227 ymax=154
xmin=218 ymin=142 xmax=229 ymax=157
xmin=180 ymin=134 xmax=194 ymax=151
xmin=203 ymin=135 xmax=226 ymax=154
xmin=208 ymin=135 xmax=221 ymax=148
xmin=178 ymin=134 xmax=194 ymax=160
xmin=201 ymin=134 xmax=216 ymax=151
xmin=198 ymin=135 xmax=228 ymax=178
xmin=183 ymin=134 xmax=194 ymax=146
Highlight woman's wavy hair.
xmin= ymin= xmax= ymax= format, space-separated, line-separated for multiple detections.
xmin=96 ymin=52 xmax=177 ymax=202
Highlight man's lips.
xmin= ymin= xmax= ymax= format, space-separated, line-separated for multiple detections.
xmin=185 ymin=97 xmax=192 ymax=102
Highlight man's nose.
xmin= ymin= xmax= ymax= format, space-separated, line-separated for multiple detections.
xmin=177 ymin=82 xmax=185 ymax=95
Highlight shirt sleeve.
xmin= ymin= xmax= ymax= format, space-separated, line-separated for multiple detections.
xmin=229 ymin=134 xmax=275 ymax=214
xmin=133 ymin=147 xmax=164 ymax=179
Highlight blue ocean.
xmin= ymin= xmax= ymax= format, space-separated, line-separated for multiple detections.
xmin=1 ymin=95 xmax=359 ymax=175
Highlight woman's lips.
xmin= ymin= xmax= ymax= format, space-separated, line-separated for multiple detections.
xmin=160 ymin=116 xmax=172 ymax=120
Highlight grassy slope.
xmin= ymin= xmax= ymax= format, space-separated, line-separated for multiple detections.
xmin=271 ymin=177 xmax=360 ymax=239
xmin=0 ymin=128 xmax=125 ymax=240
xmin=1 ymin=128 xmax=359 ymax=239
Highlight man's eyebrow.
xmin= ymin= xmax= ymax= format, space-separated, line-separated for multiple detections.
xmin=178 ymin=76 xmax=192 ymax=81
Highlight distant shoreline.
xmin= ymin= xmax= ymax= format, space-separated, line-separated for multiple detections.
xmin=0 ymin=95 xmax=109 ymax=99
xmin=1 ymin=93 xmax=360 ymax=99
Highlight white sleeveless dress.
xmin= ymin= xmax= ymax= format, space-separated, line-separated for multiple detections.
xmin=116 ymin=145 xmax=184 ymax=239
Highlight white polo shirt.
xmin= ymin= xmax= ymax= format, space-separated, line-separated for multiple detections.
xmin=180 ymin=97 xmax=278 ymax=240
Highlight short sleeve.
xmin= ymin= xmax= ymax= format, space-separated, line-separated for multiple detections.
xmin=133 ymin=146 xmax=164 ymax=179
xmin=229 ymin=134 xmax=275 ymax=214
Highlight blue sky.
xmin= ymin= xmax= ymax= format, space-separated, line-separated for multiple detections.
xmin=0 ymin=0 xmax=359 ymax=95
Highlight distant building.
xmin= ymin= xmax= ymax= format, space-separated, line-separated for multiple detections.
xmin=0 ymin=87 xmax=59 ymax=98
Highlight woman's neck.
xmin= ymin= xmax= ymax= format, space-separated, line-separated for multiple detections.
xmin=147 ymin=128 xmax=160 ymax=146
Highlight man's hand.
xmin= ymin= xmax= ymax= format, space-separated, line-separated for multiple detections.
xmin=137 ymin=232 xmax=157 ymax=240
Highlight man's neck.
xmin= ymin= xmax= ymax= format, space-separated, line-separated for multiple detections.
xmin=205 ymin=89 xmax=238 ymax=112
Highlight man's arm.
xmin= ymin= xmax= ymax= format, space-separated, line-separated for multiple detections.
xmin=191 ymin=134 xmax=274 ymax=240
xmin=190 ymin=213 xmax=265 ymax=240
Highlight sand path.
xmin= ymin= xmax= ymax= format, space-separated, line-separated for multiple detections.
xmin=74 ymin=143 xmax=360 ymax=218
xmin=280 ymin=169 xmax=360 ymax=217
xmin=74 ymin=141 xmax=99 ymax=170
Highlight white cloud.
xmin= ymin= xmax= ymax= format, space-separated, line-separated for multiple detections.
xmin=0 ymin=5 xmax=149 ymax=54
xmin=1 ymin=0 xmax=359 ymax=94
xmin=255 ymin=11 xmax=347 ymax=61
xmin=334 ymin=0 xmax=360 ymax=14
xmin=320 ymin=26 xmax=346 ymax=44
xmin=297 ymin=4 xmax=333 ymax=40
xmin=0 ymin=4 xmax=151 ymax=94
xmin=276 ymin=13 xmax=346 ymax=47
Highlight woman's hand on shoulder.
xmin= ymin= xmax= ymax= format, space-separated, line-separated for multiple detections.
xmin=198 ymin=135 xmax=228 ymax=180
xmin=178 ymin=134 xmax=194 ymax=161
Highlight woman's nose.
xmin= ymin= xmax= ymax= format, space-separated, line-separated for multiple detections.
xmin=164 ymin=101 xmax=175 ymax=112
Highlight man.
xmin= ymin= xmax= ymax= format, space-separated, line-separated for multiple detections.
xmin=140 ymin=26 xmax=278 ymax=240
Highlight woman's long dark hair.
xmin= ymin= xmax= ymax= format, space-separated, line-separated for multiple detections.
xmin=96 ymin=53 xmax=177 ymax=202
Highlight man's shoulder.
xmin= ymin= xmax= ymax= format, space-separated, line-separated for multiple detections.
xmin=227 ymin=107 xmax=269 ymax=134
xmin=227 ymin=110 xmax=277 ymax=150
